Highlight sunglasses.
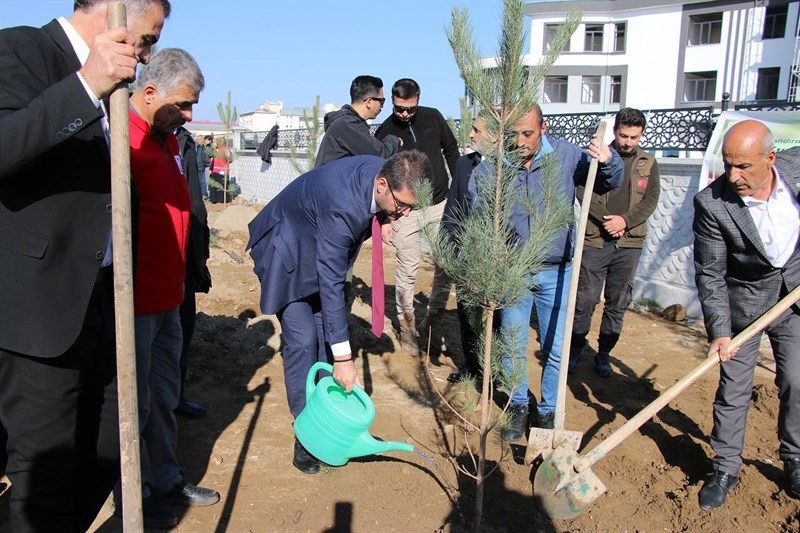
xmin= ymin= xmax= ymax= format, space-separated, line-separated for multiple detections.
xmin=364 ymin=96 xmax=386 ymax=105
xmin=394 ymin=105 xmax=418 ymax=114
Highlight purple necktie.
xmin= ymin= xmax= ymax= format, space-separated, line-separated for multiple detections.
xmin=371 ymin=216 xmax=384 ymax=337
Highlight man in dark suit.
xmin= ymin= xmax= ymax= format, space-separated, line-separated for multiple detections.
xmin=0 ymin=1 xmax=170 ymax=530
xmin=247 ymin=151 xmax=432 ymax=474
xmin=694 ymin=120 xmax=800 ymax=510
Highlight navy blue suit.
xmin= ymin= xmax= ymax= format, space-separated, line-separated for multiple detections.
xmin=247 ymin=155 xmax=383 ymax=416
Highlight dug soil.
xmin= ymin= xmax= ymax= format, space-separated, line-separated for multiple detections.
xmin=4 ymin=200 xmax=797 ymax=532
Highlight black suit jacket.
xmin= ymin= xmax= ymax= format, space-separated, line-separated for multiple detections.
xmin=693 ymin=147 xmax=800 ymax=339
xmin=0 ymin=20 xmax=113 ymax=357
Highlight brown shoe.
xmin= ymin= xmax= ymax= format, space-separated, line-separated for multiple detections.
xmin=399 ymin=312 xmax=419 ymax=355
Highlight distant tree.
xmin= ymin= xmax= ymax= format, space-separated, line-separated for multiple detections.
xmin=209 ymin=91 xmax=238 ymax=203
xmin=447 ymin=96 xmax=474 ymax=154
xmin=417 ymin=1 xmax=581 ymax=530
xmin=289 ymin=95 xmax=322 ymax=174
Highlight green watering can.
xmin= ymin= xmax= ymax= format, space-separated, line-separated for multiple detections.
xmin=294 ymin=362 xmax=414 ymax=466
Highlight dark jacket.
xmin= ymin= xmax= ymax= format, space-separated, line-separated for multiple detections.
xmin=0 ymin=20 xmax=114 ymax=357
xmin=257 ymin=124 xmax=279 ymax=164
xmin=375 ymin=106 xmax=459 ymax=205
xmin=443 ymin=151 xmax=482 ymax=238
xmin=315 ymin=105 xmax=400 ymax=167
xmin=247 ymin=156 xmax=384 ymax=345
xmin=176 ymin=127 xmax=212 ymax=293
xmin=693 ymin=146 xmax=800 ymax=340
xmin=579 ymin=144 xmax=660 ymax=249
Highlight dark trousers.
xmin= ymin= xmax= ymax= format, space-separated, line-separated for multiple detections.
xmin=0 ymin=267 xmax=120 ymax=532
xmin=712 ymin=309 xmax=800 ymax=474
xmin=572 ymin=242 xmax=642 ymax=354
xmin=178 ymin=286 xmax=197 ymax=399
xmin=276 ymin=294 xmax=332 ymax=418
xmin=456 ymin=299 xmax=500 ymax=375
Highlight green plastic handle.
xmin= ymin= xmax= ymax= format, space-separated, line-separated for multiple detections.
xmin=305 ymin=361 xmax=333 ymax=403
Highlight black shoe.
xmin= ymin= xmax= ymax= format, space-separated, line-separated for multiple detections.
xmin=785 ymin=457 xmax=800 ymax=498
xmin=537 ymin=410 xmax=555 ymax=429
xmin=155 ymin=480 xmax=220 ymax=507
xmin=594 ymin=351 xmax=613 ymax=377
xmin=568 ymin=347 xmax=582 ymax=374
xmin=113 ymin=497 xmax=179 ymax=529
xmin=447 ymin=366 xmax=482 ymax=383
xmin=293 ymin=438 xmax=321 ymax=474
xmin=699 ymin=470 xmax=738 ymax=510
xmin=175 ymin=398 xmax=208 ymax=418
xmin=501 ymin=404 xmax=529 ymax=441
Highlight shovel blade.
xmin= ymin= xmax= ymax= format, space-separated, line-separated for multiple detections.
xmin=533 ymin=441 xmax=607 ymax=520
xmin=524 ymin=428 xmax=582 ymax=466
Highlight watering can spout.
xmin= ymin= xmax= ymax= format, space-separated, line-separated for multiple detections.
xmin=350 ymin=431 xmax=414 ymax=459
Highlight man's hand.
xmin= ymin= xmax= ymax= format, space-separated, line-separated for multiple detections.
xmin=79 ymin=27 xmax=138 ymax=99
xmin=587 ymin=138 xmax=612 ymax=164
xmin=708 ymin=336 xmax=738 ymax=362
xmin=381 ymin=223 xmax=395 ymax=245
xmin=332 ymin=358 xmax=361 ymax=392
xmin=602 ymin=215 xmax=627 ymax=237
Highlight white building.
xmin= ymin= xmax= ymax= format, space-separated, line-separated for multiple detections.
xmin=239 ymin=100 xmax=340 ymax=132
xmin=492 ymin=0 xmax=800 ymax=114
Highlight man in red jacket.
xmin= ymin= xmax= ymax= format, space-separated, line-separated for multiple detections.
xmin=124 ymin=48 xmax=219 ymax=529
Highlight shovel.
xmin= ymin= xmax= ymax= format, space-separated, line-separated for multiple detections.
xmin=525 ymin=121 xmax=608 ymax=465
xmin=533 ymin=285 xmax=800 ymax=520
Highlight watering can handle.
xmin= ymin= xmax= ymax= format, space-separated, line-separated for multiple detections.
xmin=304 ymin=362 xmax=376 ymax=420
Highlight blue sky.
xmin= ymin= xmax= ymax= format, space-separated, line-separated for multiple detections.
xmin=0 ymin=0 xmax=527 ymax=123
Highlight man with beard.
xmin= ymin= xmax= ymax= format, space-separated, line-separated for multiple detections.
xmin=570 ymin=107 xmax=661 ymax=377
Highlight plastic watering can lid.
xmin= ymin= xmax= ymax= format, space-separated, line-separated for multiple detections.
xmin=305 ymin=362 xmax=376 ymax=423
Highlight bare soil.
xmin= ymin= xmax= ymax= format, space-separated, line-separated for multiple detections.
xmin=4 ymin=200 xmax=798 ymax=532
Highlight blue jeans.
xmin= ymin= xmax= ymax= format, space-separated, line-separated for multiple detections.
xmin=499 ymin=263 xmax=571 ymax=414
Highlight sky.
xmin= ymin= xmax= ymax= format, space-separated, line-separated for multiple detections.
xmin=0 ymin=0 xmax=529 ymax=123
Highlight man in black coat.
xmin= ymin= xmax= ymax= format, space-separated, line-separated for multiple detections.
xmin=0 ymin=0 xmax=170 ymax=530
xmin=176 ymin=127 xmax=212 ymax=418
xmin=375 ymin=78 xmax=460 ymax=355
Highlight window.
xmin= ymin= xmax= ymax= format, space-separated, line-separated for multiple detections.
xmin=581 ymin=76 xmax=601 ymax=103
xmin=584 ymin=24 xmax=604 ymax=52
xmin=683 ymin=71 xmax=717 ymax=101
xmin=763 ymin=5 xmax=787 ymax=39
xmin=544 ymin=24 xmax=570 ymax=53
xmin=614 ymin=22 xmax=626 ymax=52
xmin=609 ymin=75 xmax=622 ymax=103
xmin=543 ymin=76 xmax=568 ymax=103
xmin=756 ymin=67 xmax=781 ymax=100
xmin=688 ymin=13 xmax=722 ymax=45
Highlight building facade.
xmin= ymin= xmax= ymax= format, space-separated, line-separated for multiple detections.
xmin=239 ymin=100 xmax=339 ymax=132
xmin=487 ymin=0 xmax=800 ymax=114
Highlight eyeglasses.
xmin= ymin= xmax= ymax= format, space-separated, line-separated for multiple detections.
xmin=394 ymin=105 xmax=418 ymax=115
xmin=387 ymin=184 xmax=416 ymax=213
xmin=364 ymin=96 xmax=386 ymax=106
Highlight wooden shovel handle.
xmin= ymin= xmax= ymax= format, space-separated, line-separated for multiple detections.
xmin=108 ymin=3 xmax=144 ymax=532
xmin=554 ymin=121 xmax=608 ymax=432
xmin=574 ymin=284 xmax=800 ymax=474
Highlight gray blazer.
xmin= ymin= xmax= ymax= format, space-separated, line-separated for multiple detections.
xmin=693 ymin=146 xmax=800 ymax=340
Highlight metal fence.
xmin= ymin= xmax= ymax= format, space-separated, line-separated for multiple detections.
xmin=240 ymin=106 xmax=717 ymax=153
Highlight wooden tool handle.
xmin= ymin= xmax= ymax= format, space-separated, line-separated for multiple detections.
xmin=553 ymin=121 xmax=608 ymax=433
xmin=108 ymin=3 xmax=144 ymax=532
xmin=574 ymin=284 xmax=800 ymax=473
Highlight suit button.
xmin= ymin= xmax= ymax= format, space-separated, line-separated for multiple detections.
xmin=106 ymin=204 xmax=112 ymax=213
xmin=96 ymin=251 xmax=105 ymax=260
xmin=75 ymin=118 xmax=83 ymax=127
xmin=68 ymin=122 xmax=77 ymax=132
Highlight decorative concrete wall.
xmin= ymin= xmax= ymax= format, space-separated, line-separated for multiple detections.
xmin=232 ymin=149 xmax=706 ymax=317
xmin=633 ymin=159 xmax=703 ymax=317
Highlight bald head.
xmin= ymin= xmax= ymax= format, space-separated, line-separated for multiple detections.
xmin=721 ymin=120 xmax=776 ymax=199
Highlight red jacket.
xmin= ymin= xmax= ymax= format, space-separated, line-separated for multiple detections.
xmin=129 ymin=110 xmax=191 ymax=314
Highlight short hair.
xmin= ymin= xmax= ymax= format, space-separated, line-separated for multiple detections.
xmin=380 ymin=150 xmax=433 ymax=192
xmin=614 ymin=107 xmax=647 ymax=130
xmin=526 ymin=103 xmax=544 ymax=126
xmin=136 ymin=48 xmax=204 ymax=95
xmin=204 ymin=134 xmax=213 ymax=141
xmin=350 ymin=75 xmax=383 ymax=103
xmin=391 ymin=78 xmax=421 ymax=99
xmin=761 ymin=129 xmax=775 ymax=153
xmin=74 ymin=0 xmax=171 ymax=19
